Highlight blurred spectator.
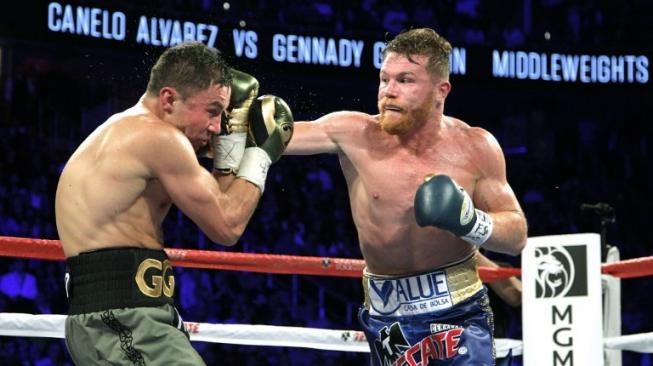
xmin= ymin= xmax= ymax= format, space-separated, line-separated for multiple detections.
xmin=0 ymin=261 xmax=37 ymax=301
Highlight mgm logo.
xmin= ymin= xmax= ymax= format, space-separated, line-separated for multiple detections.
xmin=534 ymin=245 xmax=587 ymax=298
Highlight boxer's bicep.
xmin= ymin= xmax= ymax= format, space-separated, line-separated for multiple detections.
xmin=471 ymin=129 xmax=520 ymax=214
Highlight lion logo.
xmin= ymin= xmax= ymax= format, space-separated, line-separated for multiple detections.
xmin=535 ymin=246 xmax=575 ymax=298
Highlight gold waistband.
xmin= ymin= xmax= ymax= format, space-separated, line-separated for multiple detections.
xmin=363 ymin=254 xmax=483 ymax=310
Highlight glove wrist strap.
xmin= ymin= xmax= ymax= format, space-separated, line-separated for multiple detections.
xmin=462 ymin=209 xmax=493 ymax=248
xmin=237 ymin=147 xmax=271 ymax=193
xmin=213 ymin=133 xmax=247 ymax=174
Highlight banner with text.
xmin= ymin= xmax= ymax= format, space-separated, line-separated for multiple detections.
xmin=2 ymin=1 xmax=649 ymax=87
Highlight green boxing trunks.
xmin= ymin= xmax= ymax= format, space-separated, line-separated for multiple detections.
xmin=65 ymin=247 xmax=205 ymax=365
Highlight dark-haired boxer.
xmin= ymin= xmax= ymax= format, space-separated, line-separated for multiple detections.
xmin=285 ymin=28 xmax=527 ymax=365
xmin=55 ymin=42 xmax=293 ymax=365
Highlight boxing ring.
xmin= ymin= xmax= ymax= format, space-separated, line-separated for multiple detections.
xmin=0 ymin=236 xmax=652 ymax=364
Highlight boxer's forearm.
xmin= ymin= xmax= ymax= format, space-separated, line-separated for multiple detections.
xmin=481 ymin=211 xmax=527 ymax=255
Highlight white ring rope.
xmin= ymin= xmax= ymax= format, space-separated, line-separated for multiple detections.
xmin=3 ymin=313 xmax=653 ymax=356
xmin=0 ymin=313 xmax=526 ymax=357
xmin=604 ymin=332 xmax=653 ymax=354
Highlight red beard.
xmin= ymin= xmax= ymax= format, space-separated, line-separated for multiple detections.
xmin=378 ymin=96 xmax=434 ymax=135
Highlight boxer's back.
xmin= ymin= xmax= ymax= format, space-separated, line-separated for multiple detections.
xmin=55 ymin=106 xmax=171 ymax=257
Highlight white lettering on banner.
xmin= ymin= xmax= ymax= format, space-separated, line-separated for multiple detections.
xmin=493 ymin=50 xmax=649 ymax=83
xmin=373 ymin=43 xmax=467 ymax=75
xmin=47 ymin=2 xmax=126 ymax=40
xmin=373 ymin=41 xmax=385 ymax=69
xmin=272 ymin=34 xmax=364 ymax=67
xmin=450 ymin=47 xmax=466 ymax=75
xmin=233 ymin=30 xmax=258 ymax=59
xmin=43 ymin=2 xmax=650 ymax=85
xmin=136 ymin=16 xmax=218 ymax=47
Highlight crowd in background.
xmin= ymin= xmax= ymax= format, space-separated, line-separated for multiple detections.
xmin=1 ymin=0 xmax=652 ymax=364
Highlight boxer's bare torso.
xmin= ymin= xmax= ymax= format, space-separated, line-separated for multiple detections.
xmin=55 ymin=82 xmax=264 ymax=257
xmin=56 ymin=104 xmax=178 ymax=257
xmin=286 ymin=52 xmax=525 ymax=275
xmin=288 ymin=112 xmax=519 ymax=274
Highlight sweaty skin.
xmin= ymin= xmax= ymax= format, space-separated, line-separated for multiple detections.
xmin=56 ymin=84 xmax=261 ymax=257
xmin=285 ymin=53 xmax=527 ymax=275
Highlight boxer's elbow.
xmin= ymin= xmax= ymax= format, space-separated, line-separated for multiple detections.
xmin=207 ymin=230 xmax=240 ymax=247
xmin=224 ymin=215 xmax=249 ymax=246
xmin=206 ymin=221 xmax=244 ymax=247
xmin=496 ymin=213 xmax=527 ymax=256
xmin=510 ymin=218 xmax=528 ymax=255
xmin=510 ymin=238 xmax=527 ymax=256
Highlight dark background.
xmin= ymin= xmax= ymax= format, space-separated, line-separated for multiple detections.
xmin=0 ymin=0 xmax=652 ymax=364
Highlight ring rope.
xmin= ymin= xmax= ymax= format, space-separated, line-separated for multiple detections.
xmin=0 ymin=236 xmax=513 ymax=281
xmin=601 ymin=257 xmax=653 ymax=279
xmin=0 ymin=312 xmax=520 ymax=356
xmin=1 ymin=313 xmax=653 ymax=355
xmin=1 ymin=236 xmax=651 ymax=280
xmin=0 ymin=313 xmax=369 ymax=353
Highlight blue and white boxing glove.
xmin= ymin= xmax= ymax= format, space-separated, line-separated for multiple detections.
xmin=414 ymin=174 xmax=493 ymax=247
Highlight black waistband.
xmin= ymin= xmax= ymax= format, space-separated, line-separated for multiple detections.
xmin=66 ymin=247 xmax=175 ymax=315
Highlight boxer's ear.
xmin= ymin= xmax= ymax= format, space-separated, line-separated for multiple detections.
xmin=160 ymin=87 xmax=178 ymax=114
